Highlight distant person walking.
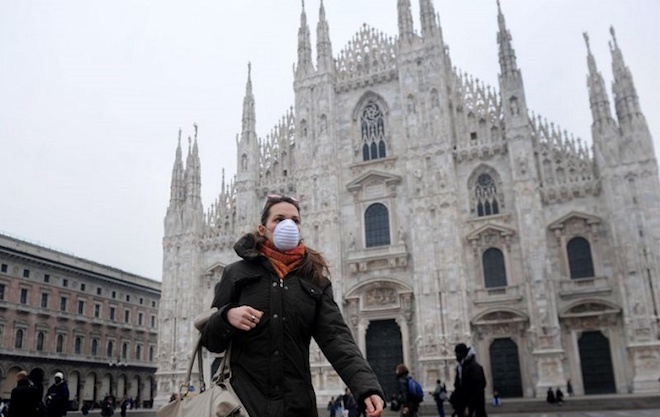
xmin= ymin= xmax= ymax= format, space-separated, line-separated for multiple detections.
xmin=343 ymin=388 xmax=359 ymax=417
xmin=431 ymin=379 xmax=447 ymax=417
xmin=546 ymin=387 xmax=556 ymax=404
xmin=45 ymin=372 xmax=69 ymax=417
xmin=395 ymin=364 xmax=422 ymax=417
xmin=451 ymin=343 xmax=487 ymax=417
xmin=120 ymin=396 xmax=129 ymax=417
xmin=8 ymin=370 xmax=42 ymax=417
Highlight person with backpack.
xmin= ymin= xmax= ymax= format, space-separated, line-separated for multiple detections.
xmin=452 ymin=343 xmax=487 ymax=417
xmin=395 ymin=364 xmax=423 ymax=417
xmin=431 ymin=379 xmax=447 ymax=417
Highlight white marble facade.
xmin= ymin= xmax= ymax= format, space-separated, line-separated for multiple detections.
xmin=155 ymin=1 xmax=660 ymax=406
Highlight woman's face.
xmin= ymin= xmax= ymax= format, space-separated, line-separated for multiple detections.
xmin=258 ymin=201 xmax=301 ymax=242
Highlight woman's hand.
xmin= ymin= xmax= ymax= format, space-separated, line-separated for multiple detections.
xmin=364 ymin=394 xmax=384 ymax=417
xmin=227 ymin=305 xmax=263 ymax=331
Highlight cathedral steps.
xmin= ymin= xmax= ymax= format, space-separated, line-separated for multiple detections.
xmin=414 ymin=393 xmax=660 ymax=415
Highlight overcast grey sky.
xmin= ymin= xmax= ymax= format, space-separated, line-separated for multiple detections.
xmin=1 ymin=1 xmax=658 ymax=280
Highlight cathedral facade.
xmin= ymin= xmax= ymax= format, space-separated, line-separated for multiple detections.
xmin=155 ymin=0 xmax=660 ymax=404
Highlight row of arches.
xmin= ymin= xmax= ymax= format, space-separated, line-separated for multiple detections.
xmin=0 ymin=367 xmax=155 ymax=409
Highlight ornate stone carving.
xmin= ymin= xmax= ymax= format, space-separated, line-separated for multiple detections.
xmin=336 ymin=24 xmax=398 ymax=91
xmin=365 ymin=287 xmax=397 ymax=306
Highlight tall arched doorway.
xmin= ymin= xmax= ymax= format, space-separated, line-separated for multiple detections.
xmin=578 ymin=331 xmax=615 ymax=394
xmin=83 ymin=372 xmax=97 ymax=407
xmin=489 ymin=338 xmax=523 ymax=397
xmin=365 ymin=319 xmax=403 ymax=401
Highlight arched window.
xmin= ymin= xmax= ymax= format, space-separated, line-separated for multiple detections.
xmin=475 ymin=173 xmax=500 ymax=216
xmin=365 ymin=203 xmax=390 ymax=247
xmin=149 ymin=346 xmax=155 ymax=362
xmin=107 ymin=341 xmax=114 ymax=358
xmin=122 ymin=342 xmax=129 ymax=360
xmin=483 ymin=248 xmax=507 ymax=288
xmin=56 ymin=334 xmax=64 ymax=353
xmin=15 ymin=329 xmax=24 ymax=349
xmin=75 ymin=336 xmax=82 ymax=354
xmin=567 ymin=237 xmax=595 ymax=279
xmin=361 ymin=102 xmax=387 ymax=161
xmin=300 ymin=119 xmax=308 ymax=138
xmin=92 ymin=339 xmax=98 ymax=356
xmin=36 ymin=331 xmax=45 ymax=351
xmin=136 ymin=345 xmax=142 ymax=361
xmin=430 ymin=88 xmax=440 ymax=108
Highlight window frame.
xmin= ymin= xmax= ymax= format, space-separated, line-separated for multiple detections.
xmin=567 ymin=236 xmax=595 ymax=279
xmin=364 ymin=202 xmax=391 ymax=248
xmin=482 ymin=247 xmax=508 ymax=288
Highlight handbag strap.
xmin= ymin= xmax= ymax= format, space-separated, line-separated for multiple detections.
xmin=213 ymin=342 xmax=233 ymax=382
xmin=181 ymin=336 xmax=233 ymax=396
xmin=179 ymin=336 xmax=206 ymax=396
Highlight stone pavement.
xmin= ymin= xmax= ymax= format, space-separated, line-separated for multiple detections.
xmin=63 ymin=393 xmax=660 ymax=417
xmin=64 ymin=409 xmax=660 ymax=417
xmin=485 ymin=411 xmax=660 ymax=417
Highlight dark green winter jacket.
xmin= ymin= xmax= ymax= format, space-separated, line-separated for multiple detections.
xmin=200 ymin=234 xmax=383 ymax=417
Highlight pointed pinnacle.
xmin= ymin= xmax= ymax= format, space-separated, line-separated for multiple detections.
xmin=610 ymin=26 xmax=618 ymax=49
xmin=583 ymin=32 xmax=591 ymax=53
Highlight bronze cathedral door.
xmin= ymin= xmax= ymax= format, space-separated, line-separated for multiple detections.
xmin=365 ymin=319 xmax=403 ymax=400
xmin=578 ymin=331 xmax=616 ymax=394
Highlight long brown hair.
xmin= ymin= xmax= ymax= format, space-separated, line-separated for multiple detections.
xmin=255 ymin=195 xmax=330 ymax=286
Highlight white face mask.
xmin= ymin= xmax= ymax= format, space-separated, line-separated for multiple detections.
xmin=272 ymin=219 xmax=300 ymax=251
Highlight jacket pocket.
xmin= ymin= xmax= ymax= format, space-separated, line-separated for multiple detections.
xmin=290 ymin=279 xmax=321 ymax=324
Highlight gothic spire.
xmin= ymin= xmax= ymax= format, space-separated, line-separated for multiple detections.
xmin=240 ymin=62 xmax=256 ymax=145
xmin=419 ymin=0 xmax=438 ymax=37
xmin=584 ymin=32 xmax=615 ymax=126
xmin=496 ymin=0 xmax=528 ymax=126
xmin=184 ymin=124 xmax=202 ymax=205
xmin=609 ymin=26 xmax=645 ymax=129
xmin=296 ymin=0 xmax=314 ymax=77
xmin=496 ymin=0 xmax=518 ymax=79
xmin=397 ymin=0 xmax=414 ymax=42
xmin=316 ymin=0 xmax=334 ymax=73
xmin=168 ymin=129 xmax=184 ymax=209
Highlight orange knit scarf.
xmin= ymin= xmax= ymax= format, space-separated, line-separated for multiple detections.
xmin=259 ymin=240 xmax=306 ymax=279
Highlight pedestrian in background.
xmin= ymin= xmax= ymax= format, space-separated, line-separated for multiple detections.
xmin=452 ymin=343 xmax=487 ymax=417
xmin=546 ymin=387 xmax=556 ymax=404
xmin=343 ymin=388 xmax=359 ymax=417
xmin=8 ymin=370 xmax=41 ymax=417
xmin=395 ymin=364 xmax=421 ymax=417
xmin=491 ymin=389 xmax=501 ymax=406
xmin=120 ymin=396 xmax=128 ymax=417
xmin=431 ymin=379 xmax=447 ymax=417
xmin=555 ymin=388 xmax=564 ymax=405
xmin=45 ymin=372 xmax=69 ymax=417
